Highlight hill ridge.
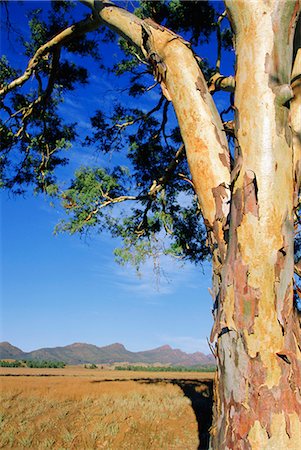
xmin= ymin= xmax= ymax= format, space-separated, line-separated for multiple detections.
xmin=0 ymin=341 xmax=215 ymax=366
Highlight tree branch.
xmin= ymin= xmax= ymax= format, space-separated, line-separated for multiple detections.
xmin=91 ymin=1 xmax=231 ymax=257
xmin=208 ymin=73 xmax=235 ymax=94
xmin=114 ymin=95 xmax=164 ymax=130
xmin=206 ymin=11 xmax=235 ymax=95
xmin=63 ymin=143 xmax=186 ymax=230
xmin=148 ymin=144 xmax=185 ymax=197
xmin=215 ymin=10 xmax=227 ymax=73
xmin=0 ymin=15 xmax=101 ymax=98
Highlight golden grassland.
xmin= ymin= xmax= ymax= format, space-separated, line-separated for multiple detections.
xmin=0 ymin=367 xmax=214 ymax=449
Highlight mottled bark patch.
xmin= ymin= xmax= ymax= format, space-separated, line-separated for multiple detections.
xmin=231 ymin=187 xmax=243 ymax=228
xmin=217 ymin=147 xmax=230 ymax=171
xmin=232 ymin=258 xmax=260 ymax=333
xmin=243 ymin=171 xmax=259 ymax=217
xmin=195 ymin=75 xmax=206 ymax=100
xmin=212 ymin=183 xmax=228 ymax=220
xmin=275 ymin=246 xmax=286 ymax=282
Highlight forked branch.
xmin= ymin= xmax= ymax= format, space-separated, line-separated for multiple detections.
xmin=3 ymin=0 xmax=232 ymax=257
xmin=0 ymin=14 xmax=102 ymax=98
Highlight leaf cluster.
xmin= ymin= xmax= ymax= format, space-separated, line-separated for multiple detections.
xmin=0 ymin=2 xmax=101 ymax=194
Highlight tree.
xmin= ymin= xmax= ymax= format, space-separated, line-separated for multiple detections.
xmin=1 ymin=0 xmax=300 ymax=448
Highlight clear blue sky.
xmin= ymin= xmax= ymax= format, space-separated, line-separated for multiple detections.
xmin=1 ymin=1 xmax=233 ymax=354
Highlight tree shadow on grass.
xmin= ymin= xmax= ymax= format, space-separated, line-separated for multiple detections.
xmin=91 ymin=377 xmax=213 ymax=449
xmin=136 ymin=378 xmax=213 ymax=450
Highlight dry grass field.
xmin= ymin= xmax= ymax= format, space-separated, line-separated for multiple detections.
xmin=0 ymin=367 xmax=214 ymax=449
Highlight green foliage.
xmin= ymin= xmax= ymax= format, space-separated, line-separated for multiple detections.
xmin=221 ymin=28 xmax=234 ymax=51
xmin=56 ymin=166 xmax=130 ymax=234
xmin=0 ymin=2 xmax=101 ymax=194
xmin=0 ymin=360 xmax=22 ymax=367
xmin=135 ymin=0 xmax=216 ymax=45
xmin=0 ymin=56 xmax=20 ymax=86
xmin=24 ymin=359 xmax=66 ymax=368
xmin=0 ymin=359 xmax=65 ymax=368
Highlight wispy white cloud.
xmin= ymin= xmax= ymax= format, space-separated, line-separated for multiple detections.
xmin=90 ymin=249 xmax=210 ymax=301
xmin=157 ymin=334 xmax=211 ymax=354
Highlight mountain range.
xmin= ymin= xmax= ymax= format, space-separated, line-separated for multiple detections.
xmin=0 ymin=341 xmax=215 ymax=366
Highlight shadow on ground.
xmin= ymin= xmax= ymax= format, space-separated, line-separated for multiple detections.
xmin=91 ymin=377 xmax=213 ymax=450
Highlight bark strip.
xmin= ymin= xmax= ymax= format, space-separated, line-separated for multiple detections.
xmin=211 ymin=2 xmax=301 ymax=448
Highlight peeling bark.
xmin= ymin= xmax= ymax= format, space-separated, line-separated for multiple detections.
xmin=210 ymin=2 xmax=301 ymax=448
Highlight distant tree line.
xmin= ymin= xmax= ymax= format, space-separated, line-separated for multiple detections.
xmin=0 ymin=360 xmax=65 ymax=368
xmin=115 ymin=365 xmax=216 ymax=372
xmin=25 ymin=360 xmax=65 ymax=368
xmin=0 ymin=360 xmax=22 ymax=367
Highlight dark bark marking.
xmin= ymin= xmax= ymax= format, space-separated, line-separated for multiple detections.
xmin=212 ymin=291 xmax=220 ymax=316
xmin=218 ymin=326 xmax=232 ymax=338
xmin=285 ymin=414 xmax=292 ymax=439
xmin=231 ymin=153 xmax=242 ymax=184
xmin=291 ymin=73 xmax=301 ymax=87
xmin=278 ymin=319 xmax=285 ymax=336
xmin=276 ymin=352 xmax=291 ymax=364
xmin=294 ymin=159 xmax=301 ymax=207
xmin=141 ymin=22 xmax=152 ymax=55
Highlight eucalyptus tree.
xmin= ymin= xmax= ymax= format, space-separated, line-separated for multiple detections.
xmin=1 ymin=0 xmax=301 ymax=448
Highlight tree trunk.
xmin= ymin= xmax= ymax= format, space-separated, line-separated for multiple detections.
xmin=210 ymin=2 xmax=301 ymax=448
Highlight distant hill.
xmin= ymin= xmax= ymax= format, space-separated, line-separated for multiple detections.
xmin=0 ymin=342 xmax=25 ymax=359
xmin=0 ymin=341 xmax=215 ymax=366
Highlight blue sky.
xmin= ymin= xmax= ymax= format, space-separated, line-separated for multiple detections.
xmin=1 ymin=191 xmax=213 ymax=353
xmin=1 ymin=1 xmax=233 ymax=354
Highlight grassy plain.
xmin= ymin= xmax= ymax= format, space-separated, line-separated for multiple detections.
xmin=0 ymin=367 xmax=214 ymax=449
